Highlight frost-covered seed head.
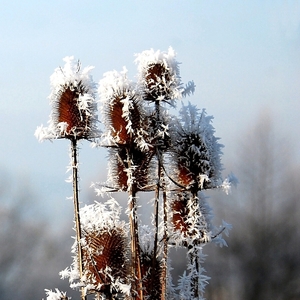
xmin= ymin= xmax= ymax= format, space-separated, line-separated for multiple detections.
xmin=82 ymin=227 xmax=129 ymax=295
xmin=135 ymin=47 xmax=183 ymax=103
xmin=170 ymin=103 xmax=223 ymax=191
xmin=99 ymin=68 xmax=149 ymax=149
xmin=62 ymin=200 xmax=131 ymax=296
xmin=35 ymin=56 xmax=99 ymax=141
xmin=108 ymin=147 xmax=153 ymax=192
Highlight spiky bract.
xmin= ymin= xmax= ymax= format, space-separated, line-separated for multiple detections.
xmin=82 ymin=227 xmax=129 ymax=295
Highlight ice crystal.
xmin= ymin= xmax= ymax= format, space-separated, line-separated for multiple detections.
xmin=44 ymin=288 xmax=69 ymax=300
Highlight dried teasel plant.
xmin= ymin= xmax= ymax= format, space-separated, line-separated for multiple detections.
xmin=167 ymin=102 xmax=226 ymax=298
xmin=135 ymin=49 xmax=185 ymax=298
xmin=170 ymin=102 xmax=223 ymax=192
xmin=35 ymin=56 xmax=100 ymax=300
xmin=98 ymin=68 xmax=156 ymax=299
xmin=135 ymin=47 xmax=184 ymax=104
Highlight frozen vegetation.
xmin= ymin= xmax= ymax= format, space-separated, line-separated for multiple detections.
xmin=36 ymin=48 xmax=236 ymax=300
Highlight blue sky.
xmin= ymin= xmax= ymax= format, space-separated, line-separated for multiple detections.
xmin=0 ymin=1 xmax=299 ymax=226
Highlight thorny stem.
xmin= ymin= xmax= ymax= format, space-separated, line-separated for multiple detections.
xmin=161 ymin=177 xmax=168 ymax=300
xmin=189 ymin=191 xmax=200 ymax=299
xmin=151 ymin=100 xmax=162 ymax=298
xmin=127 ymin=149 xmax=143 ymax=300
xmin=71 ymin=138 xmax=86 ymax=300
xmin=129 ymin=191 xmax=143 ymax=300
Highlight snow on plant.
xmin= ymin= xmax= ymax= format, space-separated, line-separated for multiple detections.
xmin=98 ymin=67 xmax=153 ymax=193
xmin=36 ymin=48 xmax=235 ymax=300
xmin=35 ymin=57 xmax=100 ymax=300
xmin=166 ymin=102 xmax=228 ymax=298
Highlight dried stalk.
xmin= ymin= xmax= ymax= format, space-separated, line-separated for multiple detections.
xmin=161 ymin=177 xmax=168 ymax=300
xmin=189 ymin=192 xmax=200 ymax=299
xmin=129 ymin=189 xmax=143 ymax=300
xmin=127 ymin=149 xmax=143 ymax=300
xmin=71 ymin=138 xmax=86 ymax=300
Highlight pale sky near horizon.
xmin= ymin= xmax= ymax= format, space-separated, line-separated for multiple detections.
xmin=0 ymin=1 xmax=299 ymax=227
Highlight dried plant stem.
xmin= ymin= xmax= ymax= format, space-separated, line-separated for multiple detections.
xmin=129 ymin=190 xmax=143 ymax=300
xmin=127 ymin=148 xmax=143 ymax=299
xmin=161 ymin=177 xmax=168 ymax=300
xmin=71 ymin=138 xmax=86 ymax=300
xmin=151 ymin=150 xmax=161 ymax=295
xmin=189 ymin=248 xmax=200 ymax=299
xmin=189 ymin=192 xmax=200 ymax=299
xmin=151 ymin=100 xmax=163 ymax=297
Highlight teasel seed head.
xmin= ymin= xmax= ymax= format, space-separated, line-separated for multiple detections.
xmin=82 ymin=227 xmax=129 ymax=295
xmin=175 ymin=132 xmax=211 ymax=190
xmin=35 ymin=56 xmax=99 ymax=142
xmin=135 ymin=47 xmax=183 ymax=104
xmin=108 ymin=146 xmax=154 ymax=192
xmin=60 ymin=200 xmax=131 ymax=296
xmin=105 ymin=92 xmax=142 ymax=145
xmin=170 ymin=103 xmax=224 ymax=191
xmin=172 ymin=192 xmax=190 ymax=236
xmin=140 ymin=250 xmax=162 ymax=299
xmin=171 ymin=192 xmax=210 ymax=245
xmin=55 ymin=81 xmax=92 ymax=139
xmin=99 ymin=68 xmax=149 ymax=149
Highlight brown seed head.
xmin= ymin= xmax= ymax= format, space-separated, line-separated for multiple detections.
xmin=56 ymin=81 xmax=90 ymax=139
xmin=82 ymin=227 xmax=129 ymax=292
xmin=140 ymin=250 xmax=162 ymax=299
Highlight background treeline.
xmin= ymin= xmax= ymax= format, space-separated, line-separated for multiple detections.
xmin=1 ymin=111 xmax=299 ymax=300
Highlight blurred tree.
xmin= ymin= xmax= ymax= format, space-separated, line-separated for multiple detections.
xmin=205 ymin=111 xmax=300 ymax=300
xmin=0 ymin=171 xmax=77 ymax=300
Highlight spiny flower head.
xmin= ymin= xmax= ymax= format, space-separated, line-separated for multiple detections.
xmin=107 ymin=146 xmax=154 ymax=192
xmin=82 ymin=227 xmax=129 ymax=296
xmin=61 ymin=199 xmax=130 ymax=297
xmin=170 ymin=191 xmax=212 ymax=246
xmin=135 ymin=47 xmax=184 ymax=104
xmin=35 ymin=56 xmax=99 ymax=141
xmin=170 ymin=103 xmax=223 ymax=191
xmin=99 ymin=67 xmax=149 ymax=149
